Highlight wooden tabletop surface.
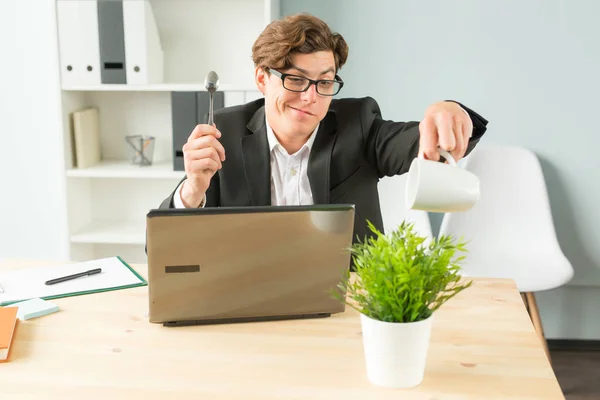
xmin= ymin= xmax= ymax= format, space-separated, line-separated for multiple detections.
xmin=0 ymin=260 xmax=564 ymax=399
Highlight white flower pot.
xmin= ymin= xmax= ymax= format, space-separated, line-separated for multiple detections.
xmin=360 ymin=313 xmax=433 ymax=388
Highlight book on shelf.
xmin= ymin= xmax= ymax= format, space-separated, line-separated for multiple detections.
xmin=70 ymin=107 xmax=102 ymax=169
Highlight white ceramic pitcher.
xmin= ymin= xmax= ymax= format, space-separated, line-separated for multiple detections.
xmin=405 ymin=149 xmax=480 ymax=212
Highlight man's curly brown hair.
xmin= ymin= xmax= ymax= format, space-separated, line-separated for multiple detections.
xmin=252 ymin=13 xmax=349 ymax=73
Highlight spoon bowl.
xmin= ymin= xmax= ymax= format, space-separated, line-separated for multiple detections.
xmin=204 ymin=70 xmax=219 ymax=93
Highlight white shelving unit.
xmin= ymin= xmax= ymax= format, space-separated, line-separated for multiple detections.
xmin=62 ymin=83 xmax=259 ymax=92
xmin=57 ymin=0 xmax=279 ymax=264
xmin=66 ymin=160 xmax=183 ymax=179
xmin=70 ymin=220 xmax=147 ymax=245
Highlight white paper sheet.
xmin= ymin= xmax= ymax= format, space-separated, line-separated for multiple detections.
xmin=0 ymin=257 xmax=145 ymax=305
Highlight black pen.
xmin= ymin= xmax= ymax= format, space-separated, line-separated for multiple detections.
xmin=45 ymin=268 xmax=102 ymax=285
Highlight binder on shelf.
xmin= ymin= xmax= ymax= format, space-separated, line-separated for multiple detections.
xmin=123 ymin=0 xmax=164 ymax=85
xmin=171 ymin=91 xmax=224 ymax=171
xmin=56 ymin=0 xmax=101 ymax=86
xmin=97 ymin=0 xmax=127 ymax=84
xmin=56 ymin=0 xmax=163 ymax=86
xmin=196 ymin=91 xmax=225 ymax=124
xmin=171 ymin=92 xmax=197 ymax=172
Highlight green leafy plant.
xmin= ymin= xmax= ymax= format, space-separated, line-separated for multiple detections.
xmin=334 ymin=220 xmax=472 ymax=323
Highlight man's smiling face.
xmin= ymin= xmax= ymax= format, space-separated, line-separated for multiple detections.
xmin=257 ymin=51 xmax=336 ymax=141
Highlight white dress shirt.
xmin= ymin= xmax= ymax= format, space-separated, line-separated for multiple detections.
xmin=173 ymin=117 xmax=319 ymax=208
xmin=265 ymin=119 xmax=318 ymax=206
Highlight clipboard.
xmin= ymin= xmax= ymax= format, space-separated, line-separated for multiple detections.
xmin=0 ymin=257 xmax=147 ymax=306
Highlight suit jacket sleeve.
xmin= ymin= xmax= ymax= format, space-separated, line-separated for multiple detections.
xmin=360 ymin=97 xmax=489 ymax=178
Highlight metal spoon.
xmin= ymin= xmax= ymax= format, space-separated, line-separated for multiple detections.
xmin=204 ymin=71 xmax=220 ymax=126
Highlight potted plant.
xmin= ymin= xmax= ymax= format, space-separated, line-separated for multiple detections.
xmin=334 ymin=220 xmax=472 ymax=388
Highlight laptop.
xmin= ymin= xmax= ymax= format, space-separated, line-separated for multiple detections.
xmin=145 ymin=204 xmax=355 ymax=326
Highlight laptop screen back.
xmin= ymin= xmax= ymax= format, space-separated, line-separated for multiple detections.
xmin=146 ymin=205 xmax=355 ymax=324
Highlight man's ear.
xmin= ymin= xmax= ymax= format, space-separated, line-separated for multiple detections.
xmin=255 ymin=67 xmax=267 ymax=95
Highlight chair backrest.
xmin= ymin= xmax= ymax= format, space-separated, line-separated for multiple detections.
xmin=378 ymin=174 xmax=433 ymax=240
xmin=439 ymin=144 xmax=563 ymax=256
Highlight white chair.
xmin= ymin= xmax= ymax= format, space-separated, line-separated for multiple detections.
xmin=378 ymin=174 xmax=433 ymax=241
xmin=438 ymin=144 xmax=574 ymax=362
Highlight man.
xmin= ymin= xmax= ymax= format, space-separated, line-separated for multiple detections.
xmin=159 ymin=13 xmax=488 ymax=244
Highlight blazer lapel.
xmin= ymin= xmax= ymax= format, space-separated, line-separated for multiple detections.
xmin=308 ymin=110 xmax=337 ymax=204
xmin=242 ymin=106 xmax=271 ymax=206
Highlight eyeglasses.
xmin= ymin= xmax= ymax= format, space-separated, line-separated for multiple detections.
xmin=266 ymin=68 xmax=344 ymax=96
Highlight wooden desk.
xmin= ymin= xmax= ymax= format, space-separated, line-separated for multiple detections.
xmin=0 ymin=260 xmax=564 ymax=399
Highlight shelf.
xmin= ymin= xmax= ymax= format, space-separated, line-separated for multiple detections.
xmin=70 ymin=220 xmax=146 ymax=245
xmin=66 ymin=160 xmax=184 ymax=179
xmin=55 ymin=0 xmax=278 ymax=262
xmin=61 ymin=83 xmax=259 ymax=92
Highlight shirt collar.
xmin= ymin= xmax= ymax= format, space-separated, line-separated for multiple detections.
xmin=265 ymin=114 xmax=320 ymax=155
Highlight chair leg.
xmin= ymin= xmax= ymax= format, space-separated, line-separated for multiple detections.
xmin=521 ymin=293 xmax=529 ymax=312
xmin=522 ymin=292 xmax=551 ymax=364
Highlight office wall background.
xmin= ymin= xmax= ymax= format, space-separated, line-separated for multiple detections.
xmin=0 ymin=0 xmax=69 ymax=260
xmin=282 ymin=0 xmax=600 ymax=340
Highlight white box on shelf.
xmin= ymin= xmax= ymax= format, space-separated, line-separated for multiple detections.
xmin=265 ymin=0 xmax=280 ymax=28
xmin=56 ymin=0 xmax=101 ymax=86
xmin=123 ymin=0 xmax=164 ymax=85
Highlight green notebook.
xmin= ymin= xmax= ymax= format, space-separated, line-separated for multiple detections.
xmin=0 ymin=256 xmax=147 ymax=306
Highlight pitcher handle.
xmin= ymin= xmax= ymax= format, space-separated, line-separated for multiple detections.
xmin=437 ymin=148 xmax=457 ymax=166
xmin=419 ymin=147 xmax=457 ymax=166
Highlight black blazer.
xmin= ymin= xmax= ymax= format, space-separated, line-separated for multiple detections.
xmin=159 ymin=96 xmax=488 ymax=244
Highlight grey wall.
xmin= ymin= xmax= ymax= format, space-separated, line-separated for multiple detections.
xmin=282 ymin=0 xmax=600 ymax=339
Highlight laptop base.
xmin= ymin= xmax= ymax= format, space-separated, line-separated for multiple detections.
xmin=162 ymin=312 xmax=332 ymax=327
